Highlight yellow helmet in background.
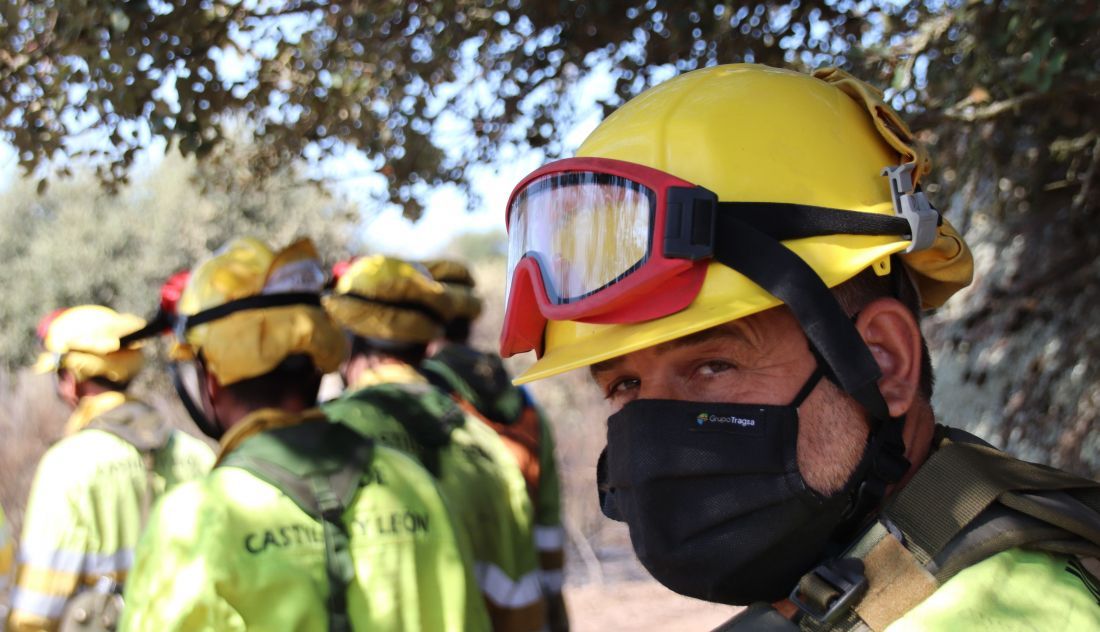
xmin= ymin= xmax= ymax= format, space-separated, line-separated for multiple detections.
xmin=423 ymin=259 xmax=483 ymax=321
xmin=513 ymin=64 xmax=974 ymax=384
xmin=324 ymin=255 xmax=452 ymax=344
xmin=175 ymin=237 xmax=346 ymax=386
xmin=33 ymin=305 xmax=147 ymax=383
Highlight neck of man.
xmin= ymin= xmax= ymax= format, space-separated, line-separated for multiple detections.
xmin=889 ymin=399 xmax=937 ymax=496
xmin=343 ymin=353 xmax=412 ymax=387
xmin=70 ymin=379 xmax=119 ymax=409
xmin=773 ymin=402 xmax=938 ymax=620
xmin=216 ymin=392 xmax=313 ymax=432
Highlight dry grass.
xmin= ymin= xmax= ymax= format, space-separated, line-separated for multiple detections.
xmin=0 ymin=369 xmax=70 ymax=536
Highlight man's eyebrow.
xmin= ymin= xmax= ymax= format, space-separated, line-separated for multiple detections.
xmin=652 ymin=322 xmax=753 ymax=354
xmin=589 ymin=355 xmax=626 ymax=378
xmin=587 ymin=322 xmax=753 ymax=379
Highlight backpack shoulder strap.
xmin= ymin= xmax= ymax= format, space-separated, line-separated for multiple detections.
xmin=85 ymin=400 xmax=173 ymax=453
xmin=219 ymin=419 xmax=374 ymax=632
xmin=341 ymin=382 xmax=462 ymax=476
xmin=85 ymin=400 xmax=174 ymax=528
xmin=795 ymin=431 xmax=1100 ymax=631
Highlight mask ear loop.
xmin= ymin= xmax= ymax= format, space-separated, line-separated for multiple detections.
xmin=790 ymin=367 xmax=825 ymax=409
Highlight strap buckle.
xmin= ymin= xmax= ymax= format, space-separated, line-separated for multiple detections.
xmin=789 ymin=557 xmax=868 ymax=625
xmin=882 ymin=163 xmax=939 ymax=253
xmin=663 ymin=186 xmax=717 ymax=260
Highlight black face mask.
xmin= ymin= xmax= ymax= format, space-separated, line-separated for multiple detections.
xmin=597 ymin=368 xmax=863 ymax=605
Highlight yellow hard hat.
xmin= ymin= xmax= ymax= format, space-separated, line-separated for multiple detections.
xmin=33 ymin=305 xmax=147 ymax=383
xmin=423 ymin=259 xmax=483 ymax=321
xmin=174 ymin=237 xmax=346 ymax=386
xmin=513 ymin=64 xmax=973 ymax=384
xmin=324 ymin=255 xmax=452 ymax=344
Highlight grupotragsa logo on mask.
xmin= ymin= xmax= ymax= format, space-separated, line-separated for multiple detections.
xmin=695 ymin=412 xmax=756 ymax=428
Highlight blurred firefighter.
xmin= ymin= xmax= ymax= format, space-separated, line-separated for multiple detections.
xmin=119 ymin=237 xmax=489 ymax=631
xmin=421 ymin=259 xmax=569 ymax=632
xmin=323 ymin=254 xmax=545 ymax=631
xmin=8 ymin=306 xmax=213 ymax=632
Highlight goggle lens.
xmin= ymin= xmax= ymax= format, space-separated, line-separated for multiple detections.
xmin=507 ymin=172 xmax=654 ymax=305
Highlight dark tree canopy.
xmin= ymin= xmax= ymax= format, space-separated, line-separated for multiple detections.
xmin=2 ymin=0 xmax=902 ymax=217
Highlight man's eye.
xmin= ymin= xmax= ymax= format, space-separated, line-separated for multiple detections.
xmin=606 ymin=377 xmax=640 ymax=398
xmin=697 ymin=360 xmax=735 ymax=376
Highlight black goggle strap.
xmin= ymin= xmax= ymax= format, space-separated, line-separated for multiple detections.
xmin=170 ymin=292 xmax=323 ymax=441
xmin=717 ymin=201 xmax=940 ymax=243
xmin=334 ymin=292 xmax=446 ymax=325
xmin=712 ymin=213 xmax=910 ymax=522
xmin=117 ymin=309 xmax=175 ymax=348
xmin=666 ymin=179 xmax=941 ymax=260
xmin=179 ymin=292 xmax=323 ymax=333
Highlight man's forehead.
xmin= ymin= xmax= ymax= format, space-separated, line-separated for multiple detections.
xmin=589 ymin=319 xmax=761 ymax=376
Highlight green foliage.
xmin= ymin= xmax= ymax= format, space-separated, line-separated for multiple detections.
xmin=442 ymin=229 xmax=507 ymax=262
xmin=0 ymin=140 xmax=360 ymax=366
xmin=0 ymin=0 xmax=870 ymax=218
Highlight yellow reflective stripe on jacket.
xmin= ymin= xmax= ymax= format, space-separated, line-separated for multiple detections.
xmin=476 ymin=561 xmax=544 ymax=608
xmin=533 ymin=526 xmax=565 ymax=592
xmin=17 ymin=544 xmax=134 ymax=577
xmin=534 ymin=525 xmax=565 ymax=553
xmin=120 ymin=441 xmax=490 ymax=631
xmin=886 ymin=548 xmax=1100 ymax=631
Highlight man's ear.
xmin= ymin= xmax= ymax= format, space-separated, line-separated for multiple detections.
xmin=853 ymin=297 xmax=923 ymax=418
xmin=56 ymin=368 xmax=79 ymax=407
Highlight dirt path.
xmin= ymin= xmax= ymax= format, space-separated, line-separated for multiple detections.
xmin=564 ymin=580 xmax=738 ymax=631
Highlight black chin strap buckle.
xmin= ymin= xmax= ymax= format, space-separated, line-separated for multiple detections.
xmin=789 ymin=557 xmax=868 ymax=625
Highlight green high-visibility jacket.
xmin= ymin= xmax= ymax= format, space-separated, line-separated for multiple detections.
xmin=8 ymin=393 xmax=213 ymax=632
xmin=423 ymin=346 xmax=566 ymax=595
xmin=324 ymin=364 xmax=545 ymax=631
xmin=119 ymin=408 xmax=491 ymax=631
xmin=887 ymin=548 xmax=1100 ymax=631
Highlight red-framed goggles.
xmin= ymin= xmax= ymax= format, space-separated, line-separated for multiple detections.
xmin=502 ymin=157 xmax=939 ymax=358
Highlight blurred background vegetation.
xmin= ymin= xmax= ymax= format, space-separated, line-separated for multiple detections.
xmin=1 ymin=0 xmax=1099 ymax=603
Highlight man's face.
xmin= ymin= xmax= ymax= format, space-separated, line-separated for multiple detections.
xmin=589 ymin=306 xmax=870 ymax=494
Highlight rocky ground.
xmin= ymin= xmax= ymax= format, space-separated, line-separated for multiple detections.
xmin=560 ymin=538 xmax=739 ymax=631
xmin=564 ymin=580 xmax=737 ymax=631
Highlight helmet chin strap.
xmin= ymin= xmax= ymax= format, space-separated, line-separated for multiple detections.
xmin=712 ymin=211 xmax=910 ymax=535
xmin=168 ymin=360 xmax=225 ymax=441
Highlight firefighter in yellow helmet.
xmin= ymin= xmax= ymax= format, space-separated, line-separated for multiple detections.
xmin=499 ymin=64 xmax=1100 ymax=630
xmin=421 ymin=259 xmax=570 ymax=632
xmin=119 ymin=238 xmax=490 ymax=631
xmin=8 ymin=305 xmax=213 ymax=632
xmin=323 ymin=255 xmax=545 ymax=631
